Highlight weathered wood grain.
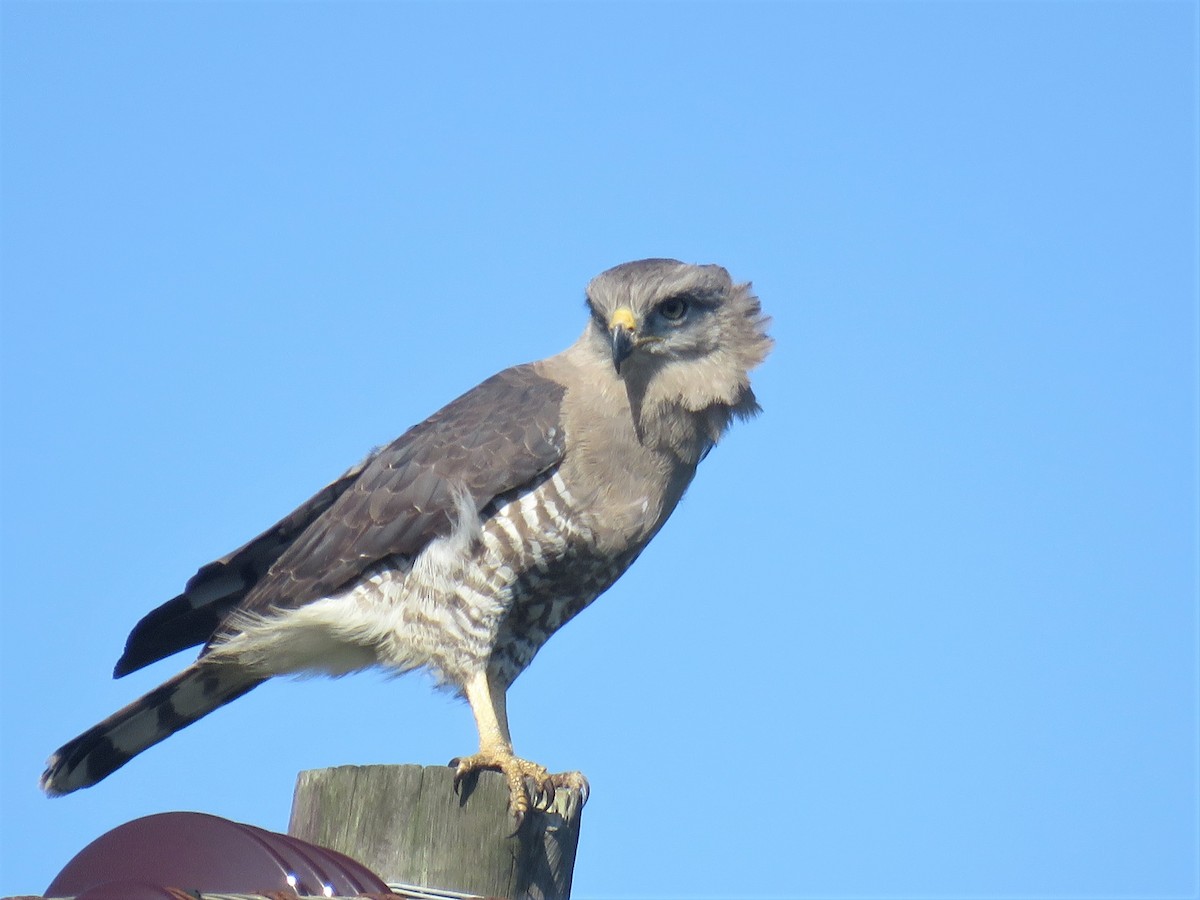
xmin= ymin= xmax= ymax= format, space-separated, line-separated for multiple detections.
xmin=287 ymin=764 xmax=584 ymax=900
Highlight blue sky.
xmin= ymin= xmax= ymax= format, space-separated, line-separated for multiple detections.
xmin=1 ymin=2 xmax=1196 ymax=897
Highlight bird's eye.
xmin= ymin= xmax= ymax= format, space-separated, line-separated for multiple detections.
xmin=658 ymin=298 xmax=688 ymax=321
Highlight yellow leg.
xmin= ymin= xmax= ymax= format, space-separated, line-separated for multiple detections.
xmin=465 ymin=669 xmax=513 ymax=756
xmin=451 ymin=670 xmax=587 ymax=827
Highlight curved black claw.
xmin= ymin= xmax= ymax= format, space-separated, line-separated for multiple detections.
xmin=546 ymin=771 xmax=589 ymax=808
xmin=530 ymin=773 xmax=556 ymax=811
xmin=449 ymin=757 xmax=468 ymax=795
xmin=508 ymin=806 xmax=527 ymax=837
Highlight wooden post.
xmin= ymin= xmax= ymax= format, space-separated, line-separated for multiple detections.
xmin=287 ymin=764 xmax=584 ymax=900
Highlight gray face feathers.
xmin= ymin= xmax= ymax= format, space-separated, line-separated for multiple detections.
xmin=584 ymin=258 xmax=773 ymax=418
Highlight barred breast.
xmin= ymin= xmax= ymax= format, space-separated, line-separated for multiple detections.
xmin=477 ymin=469 xmax=642 ymax=687
xmin=220 ymin=469 xmax=645 ymax=693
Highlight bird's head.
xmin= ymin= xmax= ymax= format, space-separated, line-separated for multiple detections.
xmin=584 ymin=259 xmax=773 ymax=418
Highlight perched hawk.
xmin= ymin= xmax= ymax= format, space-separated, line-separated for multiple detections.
xmin=41 ymin=259 xmax=772 ymax=821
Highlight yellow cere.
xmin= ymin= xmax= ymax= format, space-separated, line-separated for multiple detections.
xmin=608 ymin=307 xmax=637 ymax=331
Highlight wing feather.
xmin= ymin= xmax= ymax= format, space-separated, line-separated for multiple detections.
xmin=231 ymin=364 xmax=565 ymax=621
xmin=118 ymin=364 xmax=565 ymax=672
xmin=113 ymin=454 xmax=375 ymax=676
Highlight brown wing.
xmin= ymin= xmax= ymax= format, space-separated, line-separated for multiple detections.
xmin=113 ymin=455 xmax=375 ymax=677
xmin=117 ymin=363 xmax=566 ymax=671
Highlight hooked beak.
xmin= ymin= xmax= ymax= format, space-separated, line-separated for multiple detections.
xmin=608 ymin=307 xmax=637 ymax=373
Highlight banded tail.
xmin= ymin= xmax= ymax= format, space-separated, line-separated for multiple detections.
xmin=40 ymin=664 xmax=262 ymax=796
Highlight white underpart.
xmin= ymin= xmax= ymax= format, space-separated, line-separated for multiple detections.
xmin=212 ymin=487 xmax=481 ymax=680
xmin=208 ymin=479 xmax=578 ymax=688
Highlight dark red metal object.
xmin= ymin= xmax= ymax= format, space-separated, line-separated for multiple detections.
xmin=45 ymin=811 xmax=390 ymax=898
xmin=71 ymin=882 xmax=194 ymax=900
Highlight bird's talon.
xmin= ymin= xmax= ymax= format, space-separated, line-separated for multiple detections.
xmin=508 ymin=808 xmax=526 ymax=836
xmin=449 ymin=758 xmax=467 ymax=793
xmin=537 ymin=777 xmax=557 ymax=810
xmin=450 ymin=750 xmax=581 ymax=822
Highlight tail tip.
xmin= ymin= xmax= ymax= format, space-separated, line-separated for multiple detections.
xmin=40 ymin=756 xmax=70 ymax=797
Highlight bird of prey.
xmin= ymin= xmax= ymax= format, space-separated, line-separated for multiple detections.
xmin=41 ymin=258 xmax=772 ymax=822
